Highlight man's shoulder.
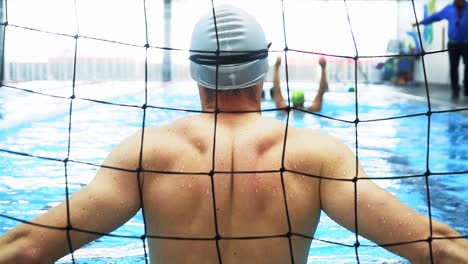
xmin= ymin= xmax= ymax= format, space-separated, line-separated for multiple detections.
xmin=289 ymin=126 xmax=335 ymax=141
xmin=111 ymin=118 xmax=193 ymax=155
xmin=145 ymin=115 xmax=338 ymax=143
xmin=288 ymin=127 xmax=349 ymax=156
xmin=247 ymin=115 xmax=337 ymax=142
xmin=143 ymin=114 xmax=213 ymax=149
xmin=442 ymin=3 xmax=455 ymax=12
xmin=144 ymin=115 xmax=205 ymax=137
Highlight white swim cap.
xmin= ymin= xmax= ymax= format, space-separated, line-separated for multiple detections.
xmin=190 ymin=5 xmax=269 ymax=90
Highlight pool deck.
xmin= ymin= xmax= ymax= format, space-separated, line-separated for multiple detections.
xmin=384 ymin=82 xmax=468 ymax=115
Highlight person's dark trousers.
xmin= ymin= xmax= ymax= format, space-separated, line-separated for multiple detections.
xmin=448 ymin=42 xmax=468 ymax=98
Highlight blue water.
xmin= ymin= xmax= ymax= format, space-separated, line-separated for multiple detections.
xmin=0 ymin=83 xmax=467 ymax=263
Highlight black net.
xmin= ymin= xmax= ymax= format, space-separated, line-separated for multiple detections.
xmin=0 ymin=0 xmax=467 ymax=263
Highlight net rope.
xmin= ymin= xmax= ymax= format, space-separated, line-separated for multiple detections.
xmin=0 ymin=0 xmax=467 ymax=263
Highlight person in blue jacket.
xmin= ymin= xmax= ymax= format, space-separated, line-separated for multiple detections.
xmin=413 ymin=0 xmax=468 ymax=100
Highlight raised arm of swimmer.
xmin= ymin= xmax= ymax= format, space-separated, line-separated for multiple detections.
xmin=307 ymin=56 xmax=327 ymax=112
xmin=272 ymin=56 xmax=287 ymax=109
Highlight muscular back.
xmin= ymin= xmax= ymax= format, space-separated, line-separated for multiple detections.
xmin=141 ymin=113 xmax=323 ymax=263
xmin=2 ymin=111 xmax=462 ymax=264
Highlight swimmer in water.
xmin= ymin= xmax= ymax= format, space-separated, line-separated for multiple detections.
xmin=272 ymin=56 xmax=328 ymax=112
xmin=0 ymin=5 xmax=467 ymax=264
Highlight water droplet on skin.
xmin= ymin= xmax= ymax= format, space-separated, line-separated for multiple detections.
xmin=367 ymin=203 xmax=371 ymax=208
xmin=408 ymin=232 xmax=412 ymax=236
xmin=188 ymin=183 xmax=192 ymax=188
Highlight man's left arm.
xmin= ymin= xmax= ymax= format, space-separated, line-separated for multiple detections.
xmin=319 ymin=134 xmax=468 ymax=263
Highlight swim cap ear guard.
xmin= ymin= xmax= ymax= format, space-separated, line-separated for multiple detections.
xmin=189 ymin=5 xmax=270 ymax=90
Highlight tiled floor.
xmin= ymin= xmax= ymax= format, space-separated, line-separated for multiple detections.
xmin=390 ymin=83 xmax=468 ymax=112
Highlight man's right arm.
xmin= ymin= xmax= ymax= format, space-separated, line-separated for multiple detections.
xmin=318 ymin=134 xmax=468 ymax=263
xmin=414 ymin=4 xmax=450 ymax=26
xmin=307 ymin=57 xmax=327 ymax=112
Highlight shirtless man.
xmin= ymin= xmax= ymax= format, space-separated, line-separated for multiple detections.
xmin=0 ymin=5 xmax=467 ymax=264
xmin=272 ymin=56 xmax=327 ymax=112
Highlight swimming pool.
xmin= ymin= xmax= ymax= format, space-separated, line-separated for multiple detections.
xmin=0 ymin=82 xmax=466 ymax=263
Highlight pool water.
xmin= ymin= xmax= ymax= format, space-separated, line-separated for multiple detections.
xmin=0 ymin=82 xmax=466 ymax=263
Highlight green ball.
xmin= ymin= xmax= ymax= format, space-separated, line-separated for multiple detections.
xmin=291 ymin=90 xmax=305 ymax=106
xmin=348 ymin=87 xmax=355 ymax=92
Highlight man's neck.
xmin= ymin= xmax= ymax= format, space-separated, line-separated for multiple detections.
xmin=199 ymin=85 xmax=263 ymax=113
xmin=201 ymin=100 xmax=261 ymax=113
